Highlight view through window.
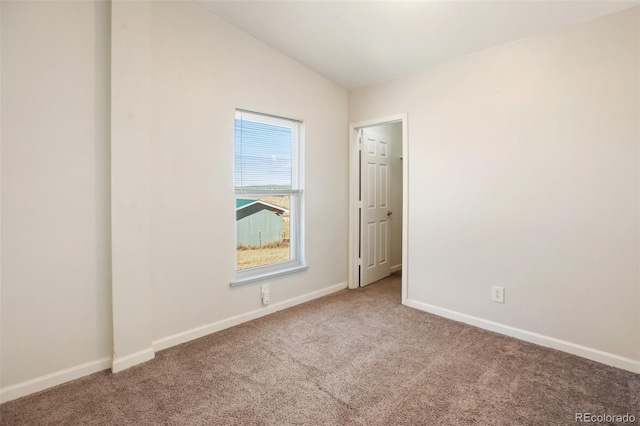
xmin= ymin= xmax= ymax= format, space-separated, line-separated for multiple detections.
xmin=234 ymin=110 xmax=303 ymax=274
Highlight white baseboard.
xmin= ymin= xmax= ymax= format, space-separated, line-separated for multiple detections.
xmin=405 ymin=299 xmax=640 ymax=374
xmin=0 ymin=357 xmax=111 ymax=404
xmin=0 ymin=282 xmax=347 ymax=403
xmin=390 ymin=264 xmax=402 ymax=273
xmin=153 ymin=282 xmax=348 ymax=351
xmin=111 ymin=347 xmax=155 ymax=373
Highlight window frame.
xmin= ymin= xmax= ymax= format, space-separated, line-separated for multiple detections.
xmin=231 ymin=110 xmax=307 ymax=287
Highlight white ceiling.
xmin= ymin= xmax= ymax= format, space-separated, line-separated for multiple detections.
xmin=196 ymin=1 xmax=638 ymax=90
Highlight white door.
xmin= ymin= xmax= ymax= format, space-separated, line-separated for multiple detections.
xmin=360 ymin=128 xmax=391 ymax=286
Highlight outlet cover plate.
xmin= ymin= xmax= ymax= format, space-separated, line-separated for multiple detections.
xmin=492 ymin=286 xmax=505 ymax=303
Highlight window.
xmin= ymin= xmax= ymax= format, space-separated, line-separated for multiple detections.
xmin=232 ymin=110 xmax=306 ymax=285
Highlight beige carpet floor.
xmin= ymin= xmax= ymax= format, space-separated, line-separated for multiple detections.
xmin=1 ymin=273 xmax=639 ymax=425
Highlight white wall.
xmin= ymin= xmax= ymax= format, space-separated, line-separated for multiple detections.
xmin=350 ymin=7 xmax=640 ymax=368
xmin=1 ymin=0 xmax=113 ymax=388
xmin=1 ymin=0 xmax=348 ymax=400
xmin=110 ymin=0 xmax=155 ymax=371
xmin=147 ymin=1 xmax=348 ymax=343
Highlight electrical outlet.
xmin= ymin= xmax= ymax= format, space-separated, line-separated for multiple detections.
xmin=261 ymin=283 xmax=270 ymax=305
xmin=492 ymin=286 xmax=505 ymax=303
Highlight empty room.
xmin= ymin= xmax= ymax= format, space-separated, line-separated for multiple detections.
xmin=1 ymin=0 xmax=639 ymax=424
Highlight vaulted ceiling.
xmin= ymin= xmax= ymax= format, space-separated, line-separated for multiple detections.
xmin=196 ymin=1 xmax=638 ymax=90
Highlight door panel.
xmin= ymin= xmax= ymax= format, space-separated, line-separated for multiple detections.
xmin=379 ymin=163 xmax=388 ymax=208
xmin=361 ymin=129 xmax=391 ymax=286
xmin=366 ymin=222 xmax=375 ymax=268
xmin=379 ymin=220 xmax=388 ymax=265
xmin=367 ymin=163 xmax=376 ymax=208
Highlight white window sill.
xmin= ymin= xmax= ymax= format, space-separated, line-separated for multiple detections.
xmin=230 ymin=264 xmax=308 ymax=287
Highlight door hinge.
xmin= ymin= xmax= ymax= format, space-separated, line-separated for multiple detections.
xmin=358 ymin=257 xmax=362 ymax=266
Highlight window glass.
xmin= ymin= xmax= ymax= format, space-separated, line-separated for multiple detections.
xmin=234 ymin=110 xmax=303 ymax=278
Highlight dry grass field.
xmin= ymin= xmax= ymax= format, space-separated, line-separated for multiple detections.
xmin=237 ymin=245 xmax=290 ymax=270
xmin=259 ymin=196 xmax=289 ymax=210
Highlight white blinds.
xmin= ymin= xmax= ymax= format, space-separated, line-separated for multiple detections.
xmin=234 ymin=110 xmax=299 ymax=191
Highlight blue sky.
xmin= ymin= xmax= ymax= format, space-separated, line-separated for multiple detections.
xmin=234 ymin=118 xmax=292 ymax=189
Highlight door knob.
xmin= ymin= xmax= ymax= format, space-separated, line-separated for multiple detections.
xmin=387 ymin=211 xmax=392 ymax=216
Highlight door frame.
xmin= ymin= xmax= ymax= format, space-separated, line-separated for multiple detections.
xmin=348 ymin=113 xmax=408 ymax=304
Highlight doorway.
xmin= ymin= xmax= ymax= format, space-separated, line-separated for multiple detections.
xmin=348 ymin=114 xmax=408 ymax=304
